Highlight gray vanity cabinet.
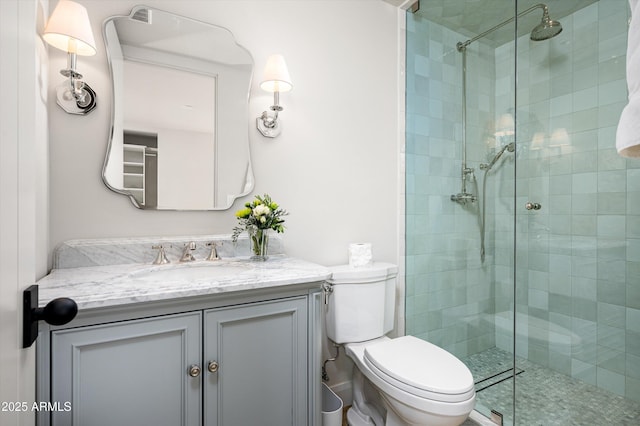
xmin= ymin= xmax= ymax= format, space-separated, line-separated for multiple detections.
xmin=43 ymin=294 xmax=319 ymax=426
xmin=204 ymin=297 xmax=308 ymax=426
xmin=49 ymin=312 xmax=202 ymax=426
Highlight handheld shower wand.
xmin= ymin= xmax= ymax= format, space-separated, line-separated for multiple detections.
xmin=478 ymin=142 xmax=515 ymax=262
xmin=480 ymin=142 xmax=515 ymax=172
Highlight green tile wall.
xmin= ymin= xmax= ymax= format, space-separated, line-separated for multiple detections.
xmin=406 ymin=0 xmax=640 ymax=403
xmin=405 ymin=11 xmax=499 ymax=359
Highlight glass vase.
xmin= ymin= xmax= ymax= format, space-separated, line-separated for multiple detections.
xmin=248 ymin=228 xmax=270 ymax=261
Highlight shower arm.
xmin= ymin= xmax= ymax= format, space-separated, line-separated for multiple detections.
xmin=456 ymin=3 xmax=549 ymax=51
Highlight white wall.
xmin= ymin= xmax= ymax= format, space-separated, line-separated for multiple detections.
xmin=47 ymin=0 xmax=401 ymax=395
xmin=48 ymin=0 xmax=400 ymax=269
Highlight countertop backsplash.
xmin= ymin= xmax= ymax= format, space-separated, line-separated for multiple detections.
xmin=53 ymin=234 xmax=285 ymax=269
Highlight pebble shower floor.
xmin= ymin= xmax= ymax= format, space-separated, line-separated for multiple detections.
xmin=462 ymin=348 xmax=640 ymax=425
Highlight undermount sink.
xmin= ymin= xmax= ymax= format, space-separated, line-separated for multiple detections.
xmin=130 ymin=262 xmax=247 ymax=282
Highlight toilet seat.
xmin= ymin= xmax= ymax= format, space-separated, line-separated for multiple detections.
xmin=363 ymin=336 xmax=475 ymax=404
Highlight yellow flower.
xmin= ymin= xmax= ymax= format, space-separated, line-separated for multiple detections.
xmin=235 ymin=207 xmax=252 ymax=218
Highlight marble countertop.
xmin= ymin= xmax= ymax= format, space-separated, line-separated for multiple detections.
xmin=37 ymin=255 xmax=331 ymax=311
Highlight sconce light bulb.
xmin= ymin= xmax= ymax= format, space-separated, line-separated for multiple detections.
xmin=76 ymin=91 xmax=87 ymax=104
xmin=260 ymin=112 xmax=277 ymax=129
xmin=62 ymin=90 xmax=75 ymax=101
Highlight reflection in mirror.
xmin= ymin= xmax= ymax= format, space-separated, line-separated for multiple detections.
xmin=102 ymin=6 xmax=254 ymax=210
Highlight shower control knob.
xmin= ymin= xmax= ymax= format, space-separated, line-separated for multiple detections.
xmin=525 ymin=202 xmax=542 ymax=211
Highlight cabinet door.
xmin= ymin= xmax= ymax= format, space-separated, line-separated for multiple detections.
xmin=50 ymin=312 xmax=201 ymax=426
xmin=204 ymin=297 xmax=308 ymax=426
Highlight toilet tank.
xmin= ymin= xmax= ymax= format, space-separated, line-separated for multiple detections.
xmin=325 ymin=263 xmax=397 ymax=344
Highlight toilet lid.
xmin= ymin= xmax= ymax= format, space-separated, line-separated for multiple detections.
xmin=364 ymin=336 xmax=475 ymax=402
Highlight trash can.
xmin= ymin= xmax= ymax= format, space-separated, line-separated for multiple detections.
xmin=322 ymin=383 xmax=343 ymax=426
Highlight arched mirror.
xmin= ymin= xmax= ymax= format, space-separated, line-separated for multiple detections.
xmin=102 ymin=6 xmax=254 ymax=210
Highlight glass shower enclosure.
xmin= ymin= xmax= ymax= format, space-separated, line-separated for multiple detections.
xmin=405 ymin=0 xmax=640 ymax=424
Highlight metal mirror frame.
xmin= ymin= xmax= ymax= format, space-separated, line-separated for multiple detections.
xmin=101 ymin=5 xmax=255 ymax=210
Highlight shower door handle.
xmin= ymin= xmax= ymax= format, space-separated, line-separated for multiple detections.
xmin=525 ymin=202 xmax=541 ymax=210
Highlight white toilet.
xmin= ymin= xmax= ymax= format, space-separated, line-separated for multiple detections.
xmin=326 ymin=263 xmax=476 ymax=426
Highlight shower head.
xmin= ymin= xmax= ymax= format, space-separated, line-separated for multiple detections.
xmin=530 ymin=7 xmax=562 ymax=41
xmin=458 ymin=3 xmax=563 ymax=50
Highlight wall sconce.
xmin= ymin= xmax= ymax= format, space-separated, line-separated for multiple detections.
xmin=256 ymin=54 xmax=292 ymax=138
xmin=43 ymin=0 xmax=97 ymax=115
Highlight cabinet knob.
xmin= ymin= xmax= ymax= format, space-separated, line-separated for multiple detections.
xmin=525 ymin=202 xmax=542 ymax=210
xmin=188 ymin=364 xmax=201 ymax=377
xmin=207 ymin=361 xmax=219 ymax=373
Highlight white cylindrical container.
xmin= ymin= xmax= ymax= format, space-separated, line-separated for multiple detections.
xmin=321 ymin=383 xmax=343 ymax=426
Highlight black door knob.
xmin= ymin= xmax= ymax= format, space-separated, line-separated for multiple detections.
xmin=23 ymin=285 xmax=78 ymax=348
xmin=39 ymin=297 xmax=78 ymax=326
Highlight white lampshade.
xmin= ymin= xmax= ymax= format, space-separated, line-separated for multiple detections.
xmin=43 ymin=0 xmax=96 ymax=56
xmin=260 ymin=54 xmax=292 ymax=93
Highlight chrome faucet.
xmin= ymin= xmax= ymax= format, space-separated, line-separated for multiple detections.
xmin=151 ymin=244 xmax=170 ymax=265
xmin=179 ymin=242 xmax=197 ymax=262
xmin=206 ymin=242 xmax=221 ymax=261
